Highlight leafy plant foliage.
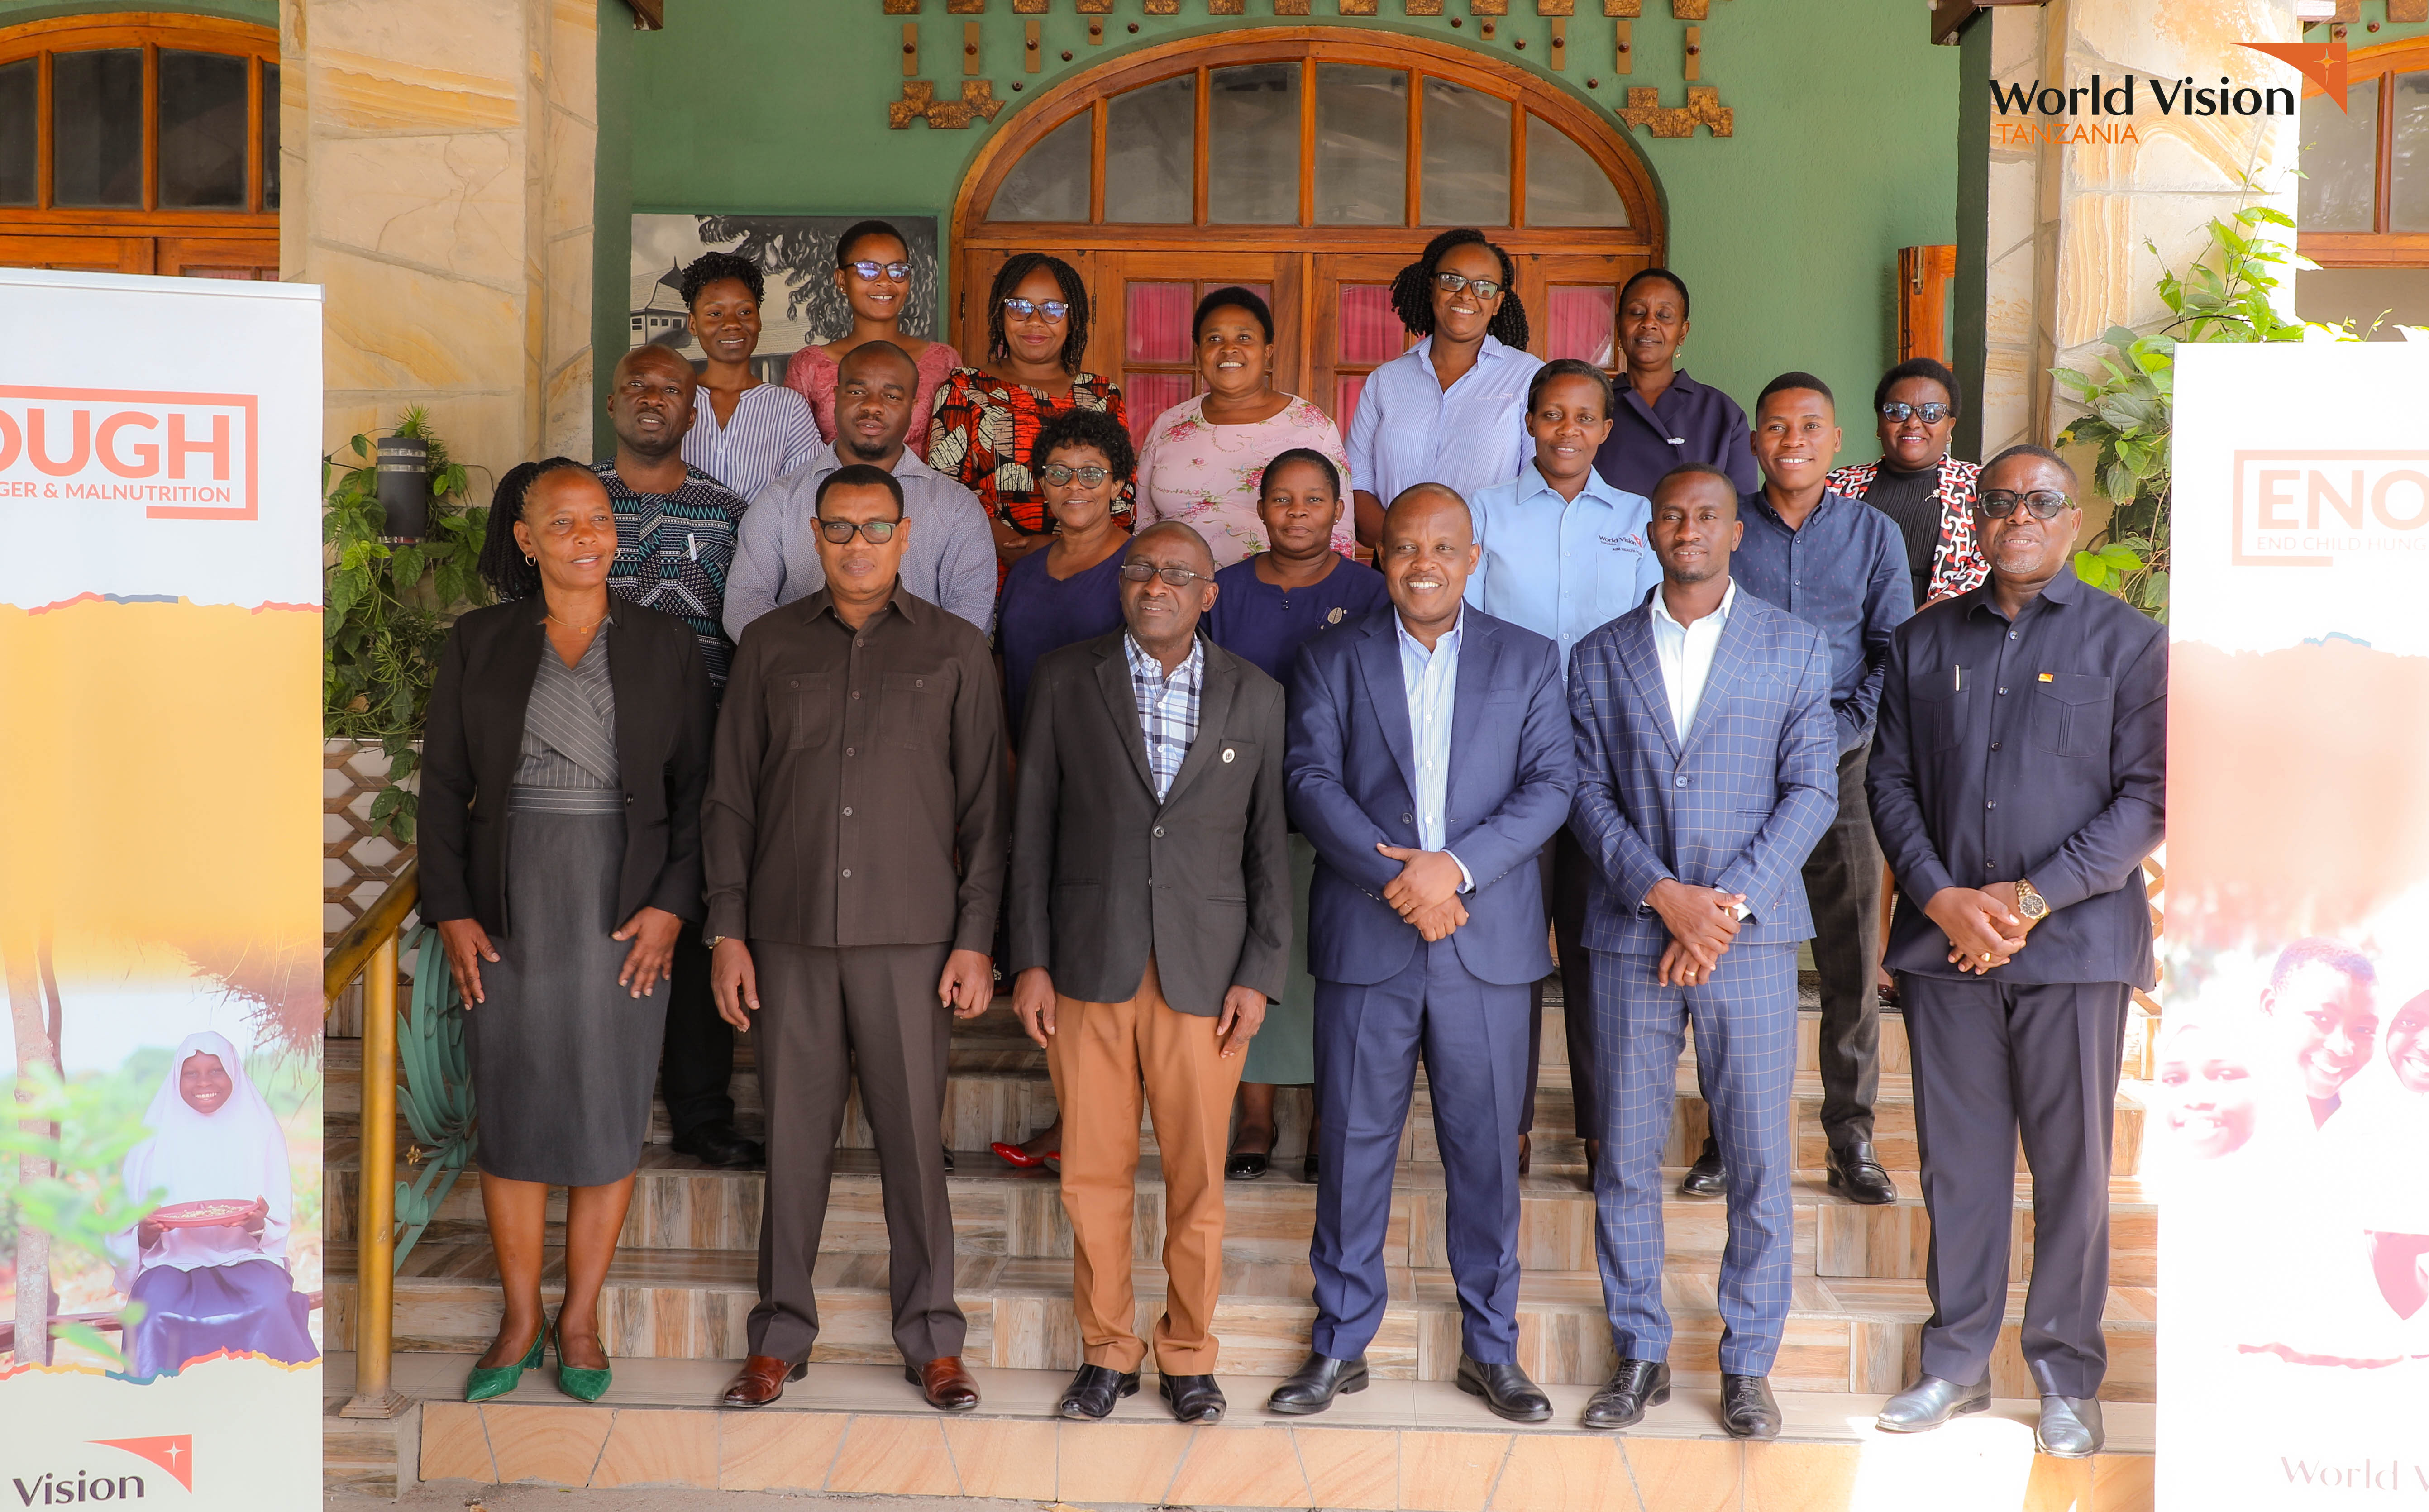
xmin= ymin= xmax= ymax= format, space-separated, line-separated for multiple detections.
xmin=322 ymin=410 xmax=489 ymax=841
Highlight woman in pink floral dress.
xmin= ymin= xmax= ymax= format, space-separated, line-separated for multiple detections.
xmin=1134 ymin=286 xmax=1355 ymax=570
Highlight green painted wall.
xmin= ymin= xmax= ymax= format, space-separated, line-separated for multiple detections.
xmin=597 ymin=0 xmax=1961 ymax=459
xmin=0 ymin=0 xmax=273 ymax=27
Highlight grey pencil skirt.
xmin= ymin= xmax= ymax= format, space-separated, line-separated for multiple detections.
xmin=465 ymin=788 xmax=669 ymax=1188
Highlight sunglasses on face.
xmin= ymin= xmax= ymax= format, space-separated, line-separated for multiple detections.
xmin=1119 ymin=560 xmax=1212 ymax=588
xmin=1879 ymin=401 xmax=1954 ymax=425
xmin=1002 ymin=296 xmax=1071 ymax=322
xmin=1978 ymin=490 xmax=2071 ymax=520
xmin=847 ymin=260 xmax=914 ymax=282
xmin=816 ymin=517 xmax=901 ymax=544
xmin=1040 ymin=463 xmax=1113 ymax=487
xmin=1433 ymin=271 xmax=1504 ymax=301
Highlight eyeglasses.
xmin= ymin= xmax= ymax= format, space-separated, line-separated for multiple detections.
xmin=1040 ymin=463 xmax=1113 ymax=487
xmin=1978 ymin=490 xmax=2071 ymax=520
xmin=1879 ymin=401 xmax=1954 ymax=425
xmin=1119 ymin=560 xmax=1212 ymax=588
xmin=846 ymin=259 xmax=914 ymax=282
xmin=1002 ymin=296 xmax=1071 ymax=322
xmin=1433 ymin=271 xmax=1505 ymax=301
xmin=816 ymin=517 xmax=902 ymax=544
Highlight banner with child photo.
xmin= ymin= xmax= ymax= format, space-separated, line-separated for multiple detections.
xmin=2160 ymin=341 xmax=2429 ymax=1508
xmin=0 ymin=268 xmax=324 ymax=1508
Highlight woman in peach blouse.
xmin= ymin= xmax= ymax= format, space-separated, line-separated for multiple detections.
xmin=1133 ymin=286 xmax=1355 ymax=570
xmin=783 ymin=219 xmax=960 ymax=460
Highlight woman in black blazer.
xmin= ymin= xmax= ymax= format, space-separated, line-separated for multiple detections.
xmin=421 ymin=457 xmax=713 ymax=1404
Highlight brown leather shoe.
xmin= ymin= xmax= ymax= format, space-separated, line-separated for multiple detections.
xmin=721 ymin=1355 xmax=806 ymax=1407
xmin=907 ymin=1355 xmax=981 ymax=1412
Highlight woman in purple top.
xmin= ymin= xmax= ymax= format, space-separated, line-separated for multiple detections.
xmin=1590 ymin=267 xmax=1760 ymax=500
xmin=996 ymin=407 xmax=1134 ymax=740
xmin=987 ymin=406 xmax=1134 ymax=1175
xmin=1206 ymin=448 xmax=1388 ymax=1183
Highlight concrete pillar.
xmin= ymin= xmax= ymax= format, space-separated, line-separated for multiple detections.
xmin=1960 ymin=0 xmax=2300 ymax=460
xmin=282 ymin=0 xmax=596 ymax=478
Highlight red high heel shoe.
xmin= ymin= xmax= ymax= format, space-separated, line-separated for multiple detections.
xmin=990 ymin=1141 xmax=1060 ymax=1171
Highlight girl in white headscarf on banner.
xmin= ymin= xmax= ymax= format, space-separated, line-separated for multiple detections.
xmin=107 ymin=1030 xmax=318 ymax=1380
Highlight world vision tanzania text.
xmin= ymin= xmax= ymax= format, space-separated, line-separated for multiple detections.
xmin=1988 ymin=73 xmax=2296 ymax=147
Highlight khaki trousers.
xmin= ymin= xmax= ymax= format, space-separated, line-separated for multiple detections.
xmin=1045 ymin=954 xmax=1245 ymax=1374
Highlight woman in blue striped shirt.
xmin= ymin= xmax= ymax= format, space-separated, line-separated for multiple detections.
xmin=676 ymin=251 xmax=827 ymax=504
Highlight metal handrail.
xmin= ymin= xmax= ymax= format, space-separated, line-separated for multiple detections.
xmin=325 ymin=864 xmax=416 ymax=1420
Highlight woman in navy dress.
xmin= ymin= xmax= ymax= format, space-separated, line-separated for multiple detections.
xmin=1205 ymin=448 xmax=1388 ymax=1182
xmin=987 ymin=406 xmax=1135 ymax=1172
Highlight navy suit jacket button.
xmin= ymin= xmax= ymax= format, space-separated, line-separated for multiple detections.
xmin=1402 ymin=812 xmax=1413 ymax=824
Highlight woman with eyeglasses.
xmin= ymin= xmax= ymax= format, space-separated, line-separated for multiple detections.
xmin=996 ymin=408 xmax=1136 ymax=744
xmin=677 ymin=251 xmax=827 ymax=503
xmin=1826 ymin=357 xmax=1986 ymax=608
xmin=785 ymin=219 xmax=961 ymax=462
xmin=1588 ymin=267 xmax=1760 ymax=503
xmin=1135 ymin=287 xmax=1355 ymax=570
xmin=926 ymin=253 xmax=1131 ymax=582
xmin=1344 ymin=228 xmax=1541 ymax=548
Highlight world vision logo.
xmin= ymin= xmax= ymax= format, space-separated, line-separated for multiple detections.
xmin=9 ymin=1434 xmax=194 ymax=1503
xmin=1985 ymin=41 xmax=2327 ymax=148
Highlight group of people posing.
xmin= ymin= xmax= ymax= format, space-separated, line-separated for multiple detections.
xmin=417 ymin=223 xmax=2162 ymax=1460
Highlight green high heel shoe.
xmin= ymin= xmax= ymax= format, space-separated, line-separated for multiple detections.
xmin=464 ymin=1325 xmax=545 ymax=1402
xmin=552 ymin=1318 xmax=613 ymax=1403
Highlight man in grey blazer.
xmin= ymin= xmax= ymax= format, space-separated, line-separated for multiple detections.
xmin=1007 ymin=520 xmax=1291 ymax=1426
xmin=1566 ymin=463 xmax=1838 ymax=1439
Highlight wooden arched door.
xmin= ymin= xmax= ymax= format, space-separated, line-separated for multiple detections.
xmin=952 ymin=28 xmax=1663 ymax=445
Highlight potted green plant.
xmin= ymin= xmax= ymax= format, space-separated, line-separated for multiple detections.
xmin=322 ymin=409 xmax=490 ymax=843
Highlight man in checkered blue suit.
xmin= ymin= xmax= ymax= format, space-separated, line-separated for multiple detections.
xmin=1565 ymin=463 xmax=1839 ymax=1439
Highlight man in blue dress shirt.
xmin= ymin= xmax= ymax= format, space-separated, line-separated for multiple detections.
xmin=1269 ymin=484 xmax=1575 ymax=1424
xmin=1467 ymin=358 xmax=1663 ymax=1173
xmin=1706 ymin=373 xmax=1914 ymax=1209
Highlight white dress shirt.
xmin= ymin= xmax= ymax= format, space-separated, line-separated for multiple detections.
xmin=1395 ymin=613 xmax=1474 ymax=891
xmin=1647 ymin=578 xmax=1736 ymax=740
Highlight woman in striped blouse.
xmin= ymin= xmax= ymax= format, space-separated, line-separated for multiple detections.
xmin=676 ymin=251 xmax=827 ymax=504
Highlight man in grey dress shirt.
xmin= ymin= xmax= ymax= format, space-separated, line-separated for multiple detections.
xmin=725 ymin=341 xmax=997 ymax=636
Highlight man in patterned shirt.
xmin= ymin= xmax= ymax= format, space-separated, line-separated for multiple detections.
xmin=597 ymin=343 xmax=762 ymax=1172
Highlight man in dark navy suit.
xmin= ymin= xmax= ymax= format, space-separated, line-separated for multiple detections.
xmin=1566 ymin=463 xmax=1838 ymax=1440
xmin=1267 ymin=485 xmax=1576 ymax=1423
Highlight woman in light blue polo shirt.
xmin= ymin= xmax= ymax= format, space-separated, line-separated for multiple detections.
xmin=1343 ymin=228 xmax=1542 ymax=548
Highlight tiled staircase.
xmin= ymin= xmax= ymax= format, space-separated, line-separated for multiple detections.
xmin=322 ymin=978 xmax=2160 ymax=1507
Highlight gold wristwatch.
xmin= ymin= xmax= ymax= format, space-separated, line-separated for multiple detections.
xmin=2014 ymin=878 xmax=2050 ymax=924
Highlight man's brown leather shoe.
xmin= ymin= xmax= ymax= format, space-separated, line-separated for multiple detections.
xmin=907 ymin=1355 xmax=981 ymax=1412
xmin=721 ymin=1355 xmax=806 ymax=1408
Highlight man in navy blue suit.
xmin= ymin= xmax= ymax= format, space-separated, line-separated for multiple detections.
xmin=1566 ymin=463 xmax=1838 ymax=1439
xmin=1267 ymin=484 xmax=1576 ymax=1423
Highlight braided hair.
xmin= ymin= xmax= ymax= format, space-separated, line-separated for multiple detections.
xmin=984 ymin=252 xmax=1091 ymax=371
xmin=1387 ymin=228 xmax=1529 ymax=349
xmin=477 ymin=456 xmax=600 ymax=601
xmin=680 ymin=250 xmax=763 ymax=310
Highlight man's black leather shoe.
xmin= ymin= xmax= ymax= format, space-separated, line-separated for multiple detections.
xmin=2037 ymin=1394 xmax=2104 ymax=1458
xmin=1719 ymin=1373 xmax=1781 ymax=1440
xmin=1580 ymin=1359 xmax=1670 ymax=1430
xmin=1455 ymin=1355 xmax=1552 ymax=1423
xmin=1266 ymin=1353 xmax=1368 ymax=1415
xmin=672 ymin=1123 xmax=764 ymax=1169
xmin=1875 ymin=1374 xmax=1991 ymax=1432
xmin=1825 ymin=1140 xmax=1897 ymax=1205
xmin=1058 ymin=1363 xmax=1140 ymax=1420
xmin=1159 ymin=1373 xmax=1226 ymax=1422
xmin=1678 ymin=1142 xmax=1729 ymax=1197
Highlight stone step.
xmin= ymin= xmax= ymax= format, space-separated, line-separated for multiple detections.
xmin=334 ymin=1352 xmax=2153 ymax=1509
xmin=325 ymin=1036 xmax=2142 ymax=1180
xmin=323 ymin=1237 xmax=2156 ymax=1403
xmin=327 ymin=1140 xmax=2157 ymax=1286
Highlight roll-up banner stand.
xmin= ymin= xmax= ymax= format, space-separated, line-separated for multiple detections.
xmin=0 ymin=269 xmax=325 ymax=1507
xmin=2162 ymin=340 xmax=2429 ymax=1508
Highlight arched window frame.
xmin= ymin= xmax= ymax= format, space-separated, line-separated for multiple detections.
xmin=0 ymin=13 xmax=279 ymax=277
xmin=2299 ymin=37 xmax=2429 ymax=267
